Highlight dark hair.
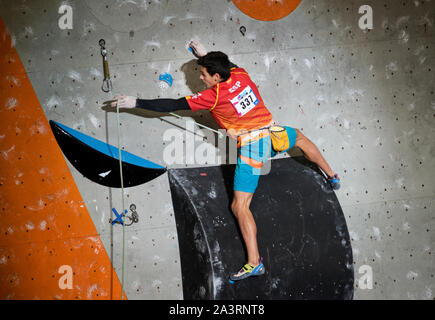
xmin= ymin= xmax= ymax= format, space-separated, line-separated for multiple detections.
xmin=197 ymin=51 xmax=231 ymax=81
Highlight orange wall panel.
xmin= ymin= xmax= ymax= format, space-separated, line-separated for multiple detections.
xmin=0 ymin=17 xmax=126 ymax=300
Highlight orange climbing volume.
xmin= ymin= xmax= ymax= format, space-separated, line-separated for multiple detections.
xmin=0 ymin=17 xmax=126 ymax=299
xmin=232 ymin=0 xmax=301 ymax=21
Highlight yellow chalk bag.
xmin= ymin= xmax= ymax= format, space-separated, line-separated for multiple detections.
xmin=269 ymin=126 xmax=289 ymax=152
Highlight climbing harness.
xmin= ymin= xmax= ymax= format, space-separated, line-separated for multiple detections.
xmin=99 ymin=39 xmax=127 ymax=300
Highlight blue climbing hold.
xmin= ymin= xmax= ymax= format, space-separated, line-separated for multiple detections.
xmin=159 ymin=72 xmax=173 ymax=87
xmin=112 ymin=208 xmax=128 ymax=225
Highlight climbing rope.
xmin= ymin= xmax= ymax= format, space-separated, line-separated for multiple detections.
xmin=168 ymin=112 xmax=224 ymax=138
xmin=100 ymin=39 xmax=126 ymax=300
xmin=116 ymin=99 xmax=127 ymax=301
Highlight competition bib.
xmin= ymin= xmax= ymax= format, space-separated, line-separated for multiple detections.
xmin=230 ymin=85 xmax=259 ymax=117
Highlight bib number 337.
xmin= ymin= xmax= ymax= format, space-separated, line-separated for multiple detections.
xmin=230 ymin=85 xmax=259 ymax=117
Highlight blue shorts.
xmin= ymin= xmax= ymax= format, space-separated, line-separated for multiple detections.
xmin=234 ymin=126 xmax=297 ymax=193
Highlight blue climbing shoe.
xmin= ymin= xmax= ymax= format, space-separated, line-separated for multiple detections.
xmin=328 ymin=173 xmax=341 ymax=190
xmin=229 ymin=258 xmax=265 ymax=282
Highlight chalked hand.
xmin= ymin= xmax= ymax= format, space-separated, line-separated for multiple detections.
xmin=111 ymin=95 xmax=137 ymax=109
xmin=189 ymin=40 xmax=207 ymax=57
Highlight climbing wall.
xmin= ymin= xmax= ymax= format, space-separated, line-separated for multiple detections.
xmin=0 ymin=0 xmax=434 ymax=300
xmin=0 ymin=18 xmax=125 ymax=300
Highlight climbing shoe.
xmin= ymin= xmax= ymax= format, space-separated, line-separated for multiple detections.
xmin=229 ymin=258 xmax=265 ymax=282
xmin=328 ymin=173 xmax=341 ymax=190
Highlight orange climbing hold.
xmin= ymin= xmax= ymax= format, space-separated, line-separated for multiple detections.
xmin=232 ymin=0 xmax=301 ymax=21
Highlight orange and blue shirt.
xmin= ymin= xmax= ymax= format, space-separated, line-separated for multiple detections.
xmin=185 ymin=67 xmax=273 ymax=137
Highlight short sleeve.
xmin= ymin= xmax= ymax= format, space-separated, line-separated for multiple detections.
xmin=185 ymin=88 xmax=217 ymax=112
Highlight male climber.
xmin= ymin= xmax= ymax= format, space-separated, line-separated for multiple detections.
xmin=110 ymin=40 xmax=340 ymax=282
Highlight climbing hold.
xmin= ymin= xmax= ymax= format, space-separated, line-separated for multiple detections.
xmin=159 ymin=72 xmax=173 ymax=89
xmin=168 ymin=158 xmax=354 ymax=299
xmin=110 ymin=208 xmax=128 ymax=225
xmin=49 ymin=120 xmax=167 ymax=188
xmin=232 ymin=0 xmax=302 ymax=21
